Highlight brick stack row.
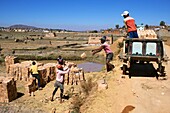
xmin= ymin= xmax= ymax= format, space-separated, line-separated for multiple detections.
xmin=5 ymin=56 xmax=86 ymax=96
xmin=66 ymin=66 xmax=85 ymax=85
xmin=42 ymin=63 xmax=56 ymax=81
xmin=0 ymin=77 xmax=17 ymax=103
xmin=7 ymin=61 xmax=44 ymax=81
xmin=5 ymin=56 xmax=19 ymax=73
xmin=138 ymin=30 xmax=157 ymax=39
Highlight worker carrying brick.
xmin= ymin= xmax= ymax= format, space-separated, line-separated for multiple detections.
xmin=121 ymin=11 xmax=139 ymax=38
xmin=30 ymin=61 xmax=42 ymax=90
xmin=51 ymin=64 xmax=70 ymax=103
xmin=92 ymin=36 xmax=114 ymax=72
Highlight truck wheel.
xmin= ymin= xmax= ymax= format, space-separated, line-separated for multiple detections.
xmin=122 ymin=64 xmax=127 ymax=75
xmin=158 ymin=63 xmax=164 ymax=73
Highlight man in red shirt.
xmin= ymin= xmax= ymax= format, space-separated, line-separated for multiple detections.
xmin=121 ymin=11 xmax=139 ymax=38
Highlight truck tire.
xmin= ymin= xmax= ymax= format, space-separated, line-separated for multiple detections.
xmin=122 ymin=64 xmax=127 ymax=75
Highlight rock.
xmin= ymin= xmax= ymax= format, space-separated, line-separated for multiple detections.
xmin=97 ymin=79 xmax=108 ymax=91
xmin=64 ymin=110 xmax=70 ymax=113
xmin=161 ymin=92 xmax=165 ymax=95
xmin=121 ymin=75 xmax=126 ymax=79
xmin=51 ymin=108 xmax=56 ymax=113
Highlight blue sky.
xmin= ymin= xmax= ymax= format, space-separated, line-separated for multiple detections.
xmin=1 ymin=0 xmax=170 ymax=31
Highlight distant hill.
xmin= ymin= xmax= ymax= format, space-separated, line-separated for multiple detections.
xmin=9 ymin=24 xmax=38 ymax=29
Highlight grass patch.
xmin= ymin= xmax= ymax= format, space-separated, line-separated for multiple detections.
xmin=70 ymin=77 xmax=97 ymax=112
xmin=0 ymin=56 xmax=5 ymax=63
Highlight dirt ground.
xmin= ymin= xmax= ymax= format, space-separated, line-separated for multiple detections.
xmin=80 ymin=45 xmax=170 ymax=113
xmin=1 ymin=41 xmax=170 ymax=113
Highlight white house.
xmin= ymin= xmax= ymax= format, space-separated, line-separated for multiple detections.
xmin=137 ymin=25 xmax=145 ymax=31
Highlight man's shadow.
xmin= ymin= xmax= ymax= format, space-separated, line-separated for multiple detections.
xmin=121 ymin=105 xmax=135 ymax=113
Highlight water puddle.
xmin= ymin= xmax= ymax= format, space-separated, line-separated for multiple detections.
xmin=77 ymin=62 xmax=104 ymax=72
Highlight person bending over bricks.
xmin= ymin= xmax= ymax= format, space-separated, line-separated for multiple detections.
xmin=51 ymin=64 xmax=70 ymax=103
xmin=30 ymin=61 xmax=42 ymax=90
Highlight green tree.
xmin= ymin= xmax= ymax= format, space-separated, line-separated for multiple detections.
xmin=89 ymin=30 xmax=98 ymax=33
xmin=145 ymin=24 xmax=149 ymax=29
xmin=115 ymin=24 xmax=119 ymax=29
xmin=122 ymin=25 xmax=125 ymax=29
xmin=107 ymin=28 xmax=113 ymax=31
xmin=160 ymin=21 xmax=166 ymax=26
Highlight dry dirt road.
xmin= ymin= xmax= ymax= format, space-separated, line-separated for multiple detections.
xmin=83 ymin=45 xmax=170 ymax=113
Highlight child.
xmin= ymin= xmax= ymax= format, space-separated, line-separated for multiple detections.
xmin=30 ymin=61 xmax=42 ymax=90
xmin=51 ymin=64 xmax=70 ymax=103
xmin=92 ymin=36 xmax=114 ymax=72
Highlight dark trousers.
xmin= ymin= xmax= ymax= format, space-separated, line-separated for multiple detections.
xmin=52 ymin=81 xmax=64 ymax=98
xmin=128 ymin=31 xmax=139 ymax=38
xmin=32 ymin=74 xmax=41 ymax=88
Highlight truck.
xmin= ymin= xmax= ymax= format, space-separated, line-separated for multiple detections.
xmin=119 ymin=30 xmax=168 ymax=78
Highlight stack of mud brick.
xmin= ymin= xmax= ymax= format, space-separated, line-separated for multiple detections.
xmin=4 ymin=56 xmax=86 ymax=95
xmin=5 ymin=56 xmax=19 ymax=74
xmin=138 ymin=30 xmax=157 ymax=39
xmin=0 ymin=77 xmax=17 ymax=103
xmin=67 ymin=65 xmax=85 ymax=85
xmin=25 ymin=63 xmax=56 ymax=95
xmin=7 ymin=60 xmax=44 ymax=81
xmin=38 ymin=63 xmax=56 ymax=86
xmin=25 ymin=77 xmax=36 ymax=96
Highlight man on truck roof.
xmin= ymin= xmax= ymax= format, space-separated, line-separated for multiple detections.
xmin=121 ymin=11 xmax=139 ymax=38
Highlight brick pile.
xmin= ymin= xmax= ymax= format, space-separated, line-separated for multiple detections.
xmin=68 ymin=65 xmax=85 ymax=85
xmin=4 ymin=56 xmax=86 ymax=95
xmin=7 ymin=61 xmax=44 ymax=81
xmin=0 ymin=77 xmax=17 ymax=103
xmin=25 ymin=77 xmax=36 ymax=96
xmin=88 ymin=36 xmax=112 ymax=45
xmin=138 ymin=30 xmax=157 ymax=39
xmin=5 ymin=56 xmax=19 ymax=73
xmin=43 ymin=63 xmax=56 ymax=81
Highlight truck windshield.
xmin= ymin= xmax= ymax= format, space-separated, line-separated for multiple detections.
xmin=146 ymin=42 xmax=156 ymax=56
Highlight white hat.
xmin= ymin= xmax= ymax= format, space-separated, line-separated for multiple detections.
xmin=121 ymin=11 xmax=129 ymax=16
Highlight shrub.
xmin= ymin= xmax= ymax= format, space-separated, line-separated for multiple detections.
xmin=80 ymin=77 xmax=95 ymax=95
xmin=37 ymin=46 xmax=48 ymax=50
xmin=117 ymin=42 xmax=124 ymax=48
xmin=0 ymin=57 xmax=4 ymax=63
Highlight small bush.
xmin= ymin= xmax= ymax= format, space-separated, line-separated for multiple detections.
xmin=37 ymin=46 xmax=48 ymax=50
xmin=80 ymin=77 xmax=95 ymax=95
xmin=70 ymin=94 xmax=83 ymax=113
xmin=117 ymin=42 xmax=124 ymax=48
xmin=0 ymin=57 xmax=4 ymax=63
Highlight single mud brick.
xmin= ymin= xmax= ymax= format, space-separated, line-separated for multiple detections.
xmin=97 ymin=79 xmax=108 ymax=91
xmin=0 ymin=77 xmax=17 ymax=103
